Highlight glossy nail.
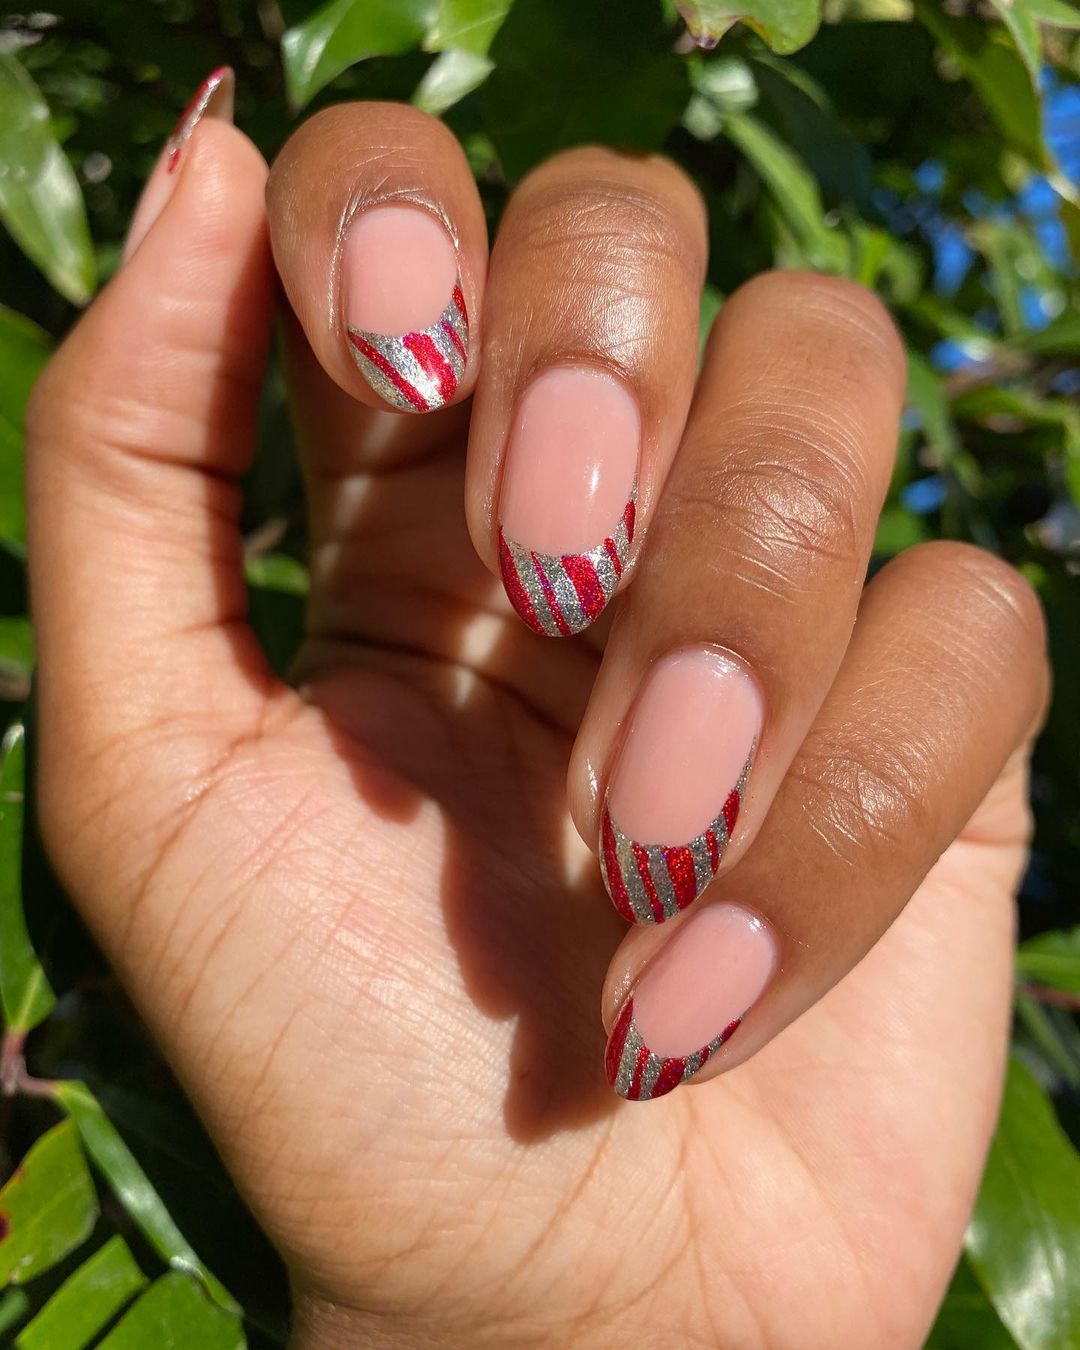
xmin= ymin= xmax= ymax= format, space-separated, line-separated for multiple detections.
xmin=498 ymin=366 xmax=639 ymax=636
xmin=605 ymin=903 xmax=778 ymax=1101
xmin=123 ymin=66 xmax=234 ymax=262
xmin=342 ymin=205 xmax=467 ymax=413
xmin=600 ymin=647 xmax=762 ymax=923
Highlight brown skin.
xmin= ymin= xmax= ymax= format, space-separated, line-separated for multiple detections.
xmin=27 ymin=108 xmax=1046 ymax=1348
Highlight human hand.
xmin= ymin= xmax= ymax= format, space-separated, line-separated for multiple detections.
xmin=27 ymin=78 xmax=1048 ymax=1348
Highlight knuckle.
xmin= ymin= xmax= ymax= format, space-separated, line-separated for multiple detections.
xmin=791 ymin=736 xmax=935 ymax=870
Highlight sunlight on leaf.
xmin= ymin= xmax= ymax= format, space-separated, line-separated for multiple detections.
xmin=15 ymin=1236 xmax=147 ymax=1350
xmin=675 ymin=0 xmax=821 ymax=52
xmin=97 ymin=1271 xmax=245 ymax=1350
xmin=0 ymin=1121 xmax=97 ymax=1287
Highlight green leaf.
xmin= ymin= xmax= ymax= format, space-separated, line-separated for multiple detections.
xmin=483 ymin=0 xmax=688 ymax=182
xmin=0 ymin=1289 xmax=29 ymax=1338
xmin=426 ymin=0 xmax=512 ymax=54
xmin=281 ymin=0 xmax=438 ymax=108
xmin=927 ymin=1254 xmax=1019 ymax=1349
xmin=913 ymin=0 xmax=1046 ymax=167
xmin=243 ymin=553 xmax=310 ymax=598
xmin=1017 ymin=927 xmax=1080 ymax=997
xmin=15 ymin=1236 xmax=147 ymax=1350
xmin=0 ymin=724 xmax=56 ymax=1035
xmin=675 ymin=0 xmax=821 ymax=52
xmin=0 ymin=618 xmax=34 ymax=682
xmin=413 ymin=49 xmax=494 ymax=115
xmin=0 ymin=306 xmax=51 ymax=558
xmin=1024 ymin=0 xmax=1080 ymax=27
xmin=53 ymin=1081 xmax=239 ymax=1317
xmin=987 ymin=0 xmax=1043 ymax=85
xmin=97 ymin=1272 xmax=245 ymax=1350
xmin=967 ymin=1056 xmax=1080 ymax=1350
xmin=1017 ymin=313 xmax=1080 ymax=357
xmin=0 ymin=55 xmax=94 ymax=305
xmin=722 ymin=112 xmax=848 ymax=270
xmin=0 ymin=1121 xmax=97 ymax=1287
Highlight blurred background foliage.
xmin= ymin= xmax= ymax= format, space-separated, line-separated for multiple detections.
xmin=0 ymin=0 xmax=1078 ymax=1345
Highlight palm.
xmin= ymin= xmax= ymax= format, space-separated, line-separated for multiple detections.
xmin=77 ymin=423 xmax=1019 ymax=1349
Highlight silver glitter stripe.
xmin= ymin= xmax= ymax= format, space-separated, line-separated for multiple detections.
xmin=536 ymin=553 xmax=586 ymax=634
xmin=602 ymin=740 xmax=758 ymax=924
xmin=639 ymin=1052 xmax=663 ymax=1101
xmin=593 ymin=544 xmax=619 ymax=599
xmin=647 ymin=846 xmax=679 ymax=920
xmin=615 ymin=1022 xmax=643 ymax=1097
xmin=507 ymin=538 xmax=562 ymax=637
xmin=346 ymin=274 xmax=467 ymax=413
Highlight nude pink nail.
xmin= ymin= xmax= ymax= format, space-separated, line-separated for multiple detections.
xmin=497 ymin=366 xmax=639 ymax=636
xmin=600 ymin=646 xmax=763 ymax=923
xmin=343 ymin=205 xmax=467 ymax=413
xmin=123 ymin=67 xmax=234 ymax=262
xmin=605 ymin=903 xmax=778 ymax=1101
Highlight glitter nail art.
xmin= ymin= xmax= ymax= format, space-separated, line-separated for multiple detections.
xmin=164 ymin=67 xmax=234 ymax=176
xmin=498 ymin=491 xmax=636 ymax=637
xmin=604 ymin=997 xmax=743 ymax=1101
xmin=600 ymin=742 xmax=755 ymax=924
xmin=346 ymin=283 xmax=468 ymax=414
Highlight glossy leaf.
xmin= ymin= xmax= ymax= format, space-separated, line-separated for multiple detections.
xmin=0 ymin=55 xmax=94 ymax=305
xmin=244 ymin=553 xmax=310 ymax=598
xmin=413 ymin=48 xmax=493 ymax=114
xmin=0 ymin=723 xmax=56 ymax=1035
xmin=0 ymin=306 xmax=51 ymax=556
xmin=97 ymin=1272 xmax=245 ymax=1350
xmin=987 ymin=0 xmax=1043 ymax=84
xmin=483 ymin=0 xmax=688 ymax=182
xmin=15 ymin=1236 xmax=147 ymax=1349
xmin=281 ymin=0 xmax=437 ymax=108
xmin=1017 ymin=928 xmax=1080 ymax=997
xmin=967 ymin=1057 xmax=1080 ymax=1350
xmin=0 ymin=1121 xmax=97 ymax=1286
xmin=426 ymin=0 xmax=512 ymax=54
xmin=675 ymin=0 xmax=821 ymax=52
xmin=927 ymin=1254 xmax=1019 ymax=1349
xmin=53 ymin=1080 xmax=239 ymax=1316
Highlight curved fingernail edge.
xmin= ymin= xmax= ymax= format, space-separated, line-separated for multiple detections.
xmin=605 ymin=903 xmax=778 ymax=1102
xmin=342 ymin=205 xmax=468 ymax=414
xmin=599 ymin=646 xmax=763 ymax=923
xmin=497 ymin=366 xmax=640 ymax=636
xmin=122 ymin=66 xmax=235 ymax=263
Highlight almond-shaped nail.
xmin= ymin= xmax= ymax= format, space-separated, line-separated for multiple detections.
xmin=497 ymin=366 xmax=639 ymax=636
xmin=342 ymin=205 xmax=467 ymax=413
xmin=123 ymin=66 xmax=234 ymax=262
xmin=605 ymin=903 xmax=778 ymax=1101
xmin=600 ymin=647 xmax=762 ymax=923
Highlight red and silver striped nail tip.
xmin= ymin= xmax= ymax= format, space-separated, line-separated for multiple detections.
xmin=498 ymin=491 xmax=637 ymax=637
xmin=165 ymin=67 xmax=234 ymax=176
xmin=604 ymin=997 xmax=742 ymax=1101
xmin=599 ymin=743 xmax=755 ymax=924
xmin=347 ymin=283 xmax=468 ymax=414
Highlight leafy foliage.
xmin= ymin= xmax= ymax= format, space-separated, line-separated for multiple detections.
xmin=0 ymin=0 xmax=1078 ymax=1345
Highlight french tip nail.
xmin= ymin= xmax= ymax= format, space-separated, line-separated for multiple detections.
xmin=604 ymin=996 xmax=743 ymax=1102
xmin=498 ymin=495 xmax=636 ymax=638
xmin=346 ymin=280 xmax=469 ymax=414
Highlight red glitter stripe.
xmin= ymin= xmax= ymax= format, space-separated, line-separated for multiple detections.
xmin=720 ymin=1016 xmax=742 ymax=1044
xmin=605 ymin=998 xmax=634 ymax=1085
xmin=623 ymin=499 xmax=636 ymax=546
xmin=498 ymin=530 xmax=543 ymax=633
xmin=723 ymin=788 xmax=741 ymax=838
xmin=663 ymin=845 xmax=698 ymax=911
xmin=650 ymin=1055 xmax=688 ymax=1100
xmin=627 ymin=1044 xmax=648 ymax=1100
xmin=440 ymin=317 xmax=466 ymax=360
xmin=452 ymin=284 xmax=468 ymax=326
xmin=167 ymin=146 xmax=182 ymax=174
xmin=561 ymin=552 xmax=606 ymax=622
xmin=531 ymin=556 xmax=572 ymax=636
xmin=347 ymin=333 xmax=429 ymax=412
xmin=632 ymin=843 xmax=666 ymax=924
xmin=705 ymin=828 xmax=720 ymax=871
xmin=404 ymin=332 xmax=457 ymax=404
xmin=604 ymin=536 xmax=622 ymax=579
xmin=602 ymin=810 xmax=637 ymax=923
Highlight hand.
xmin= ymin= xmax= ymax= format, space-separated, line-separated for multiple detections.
xmin=27 ymin=85 xmax=1048 ymax=1349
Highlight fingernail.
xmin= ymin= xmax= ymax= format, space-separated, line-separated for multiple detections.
xmin=343 ymin=206 xmax=467 ymax=413
xmin=605 ymin=903 xmax=777 ymax=1101
xmin=600 ymin=646 xmax=762 ymax=923
xmin=123 ymin=67 xmax=234 ymax=262
xmin=497 ymin=366 xmax=639 ymax=637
